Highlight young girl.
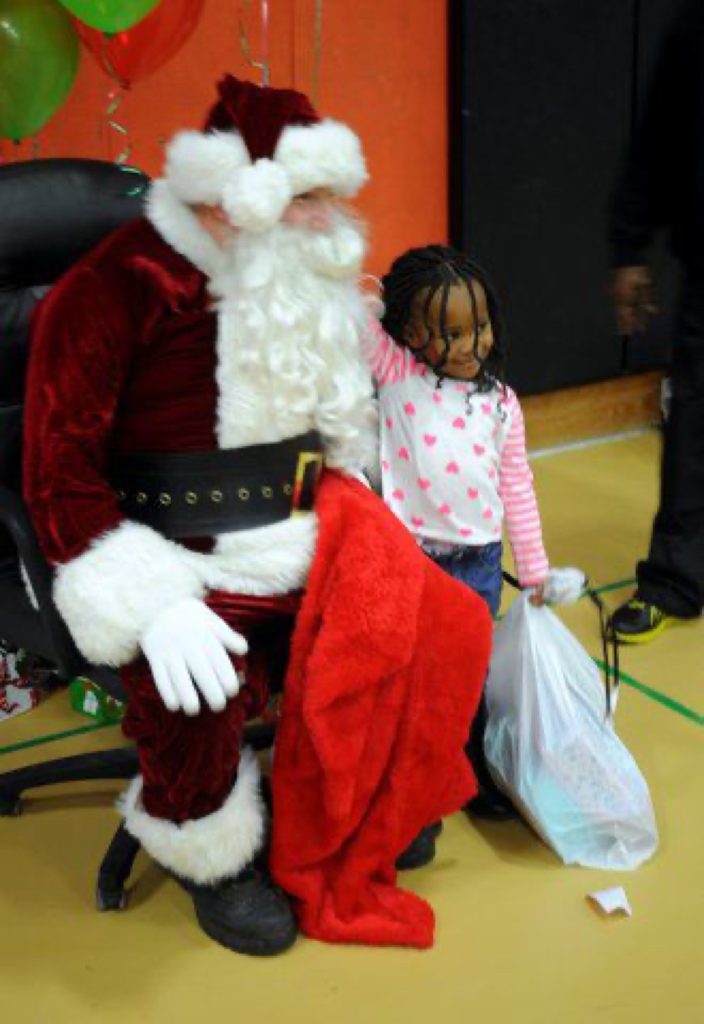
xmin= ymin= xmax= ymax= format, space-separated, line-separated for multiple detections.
xmin=364 ymin=244 xmax=582 ymax=819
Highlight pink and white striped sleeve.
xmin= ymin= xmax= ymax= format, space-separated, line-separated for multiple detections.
xmin=360 ymin=318 xmax=413 ymax=384
xmin=498 ymin=390 xmax=549 ymax=586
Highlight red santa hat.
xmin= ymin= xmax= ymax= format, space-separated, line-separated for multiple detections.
xmin=162 ymin=75 xmax=368 ymax=233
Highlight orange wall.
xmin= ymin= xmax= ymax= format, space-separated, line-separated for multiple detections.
xmin=1 ymin=0 xmax=448 ymax=278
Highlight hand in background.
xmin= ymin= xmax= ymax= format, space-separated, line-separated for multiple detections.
xmin=611 ymin=265 xmax=658 ymax=335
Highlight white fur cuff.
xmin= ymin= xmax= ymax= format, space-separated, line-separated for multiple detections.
xmin=118 ymin=748 xmax=266 ymax=885
xmin=53 ymin=521 xmax=206 ymax=667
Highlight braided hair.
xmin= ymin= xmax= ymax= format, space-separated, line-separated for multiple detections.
xmin=380 ymin=244 xmax=506 ymax=394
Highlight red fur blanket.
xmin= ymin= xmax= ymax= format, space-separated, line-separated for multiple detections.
xmin=270 ymin=473 xmax=491 ymax=948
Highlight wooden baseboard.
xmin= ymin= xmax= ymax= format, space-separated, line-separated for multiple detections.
xmin=522 ymin=371 xmax=663 ymax=451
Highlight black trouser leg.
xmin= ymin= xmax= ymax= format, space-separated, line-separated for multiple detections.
xmin=465 ymin=692 xmax=505 ymax=799
xmin=637 ymin=277 xmax=704 ymax=617
xmin=465 ymin=693 xmax=488 ymax=784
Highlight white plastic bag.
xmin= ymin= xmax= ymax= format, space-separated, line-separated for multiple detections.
xmin=484 ymin=594 xmax=658 ymax=870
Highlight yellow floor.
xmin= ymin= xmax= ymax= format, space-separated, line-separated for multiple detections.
xmin=1 ymin=431 xmax=702 ymax=1024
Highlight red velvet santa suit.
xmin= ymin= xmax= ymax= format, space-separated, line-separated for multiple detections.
xmin=22 ymin=80 xmax=492 ymax=948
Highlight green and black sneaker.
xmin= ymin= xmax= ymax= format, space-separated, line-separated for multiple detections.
xmin=609 ymin=595 xmax=678 ymax=645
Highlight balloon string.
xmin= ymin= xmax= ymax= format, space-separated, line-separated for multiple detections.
xmin=238 ymin=0 xmax=270 ymax=85
xmin=106 ymin=89 xmax=132 ymax=165
xmin=261 ymin=0 xmax=269 ymax=84
xmin=100 ymin=32 xmax=131 ymax=165
xmin=311 ymin=0 xmax=323 ymax=105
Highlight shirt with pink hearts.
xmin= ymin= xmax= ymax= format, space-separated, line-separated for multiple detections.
xmin=363 ymin=320 xmax=549 ymax=586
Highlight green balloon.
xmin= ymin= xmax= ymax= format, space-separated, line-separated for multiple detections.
xmin=56 ymin=0 xmax=162 ymax=34
xmin=0 ymin=0 xmax=80 ymax=142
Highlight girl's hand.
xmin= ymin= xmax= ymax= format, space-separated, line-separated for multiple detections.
xmin=543 ymin=567 xmax=586 ymax=605
xmin=526 ymin=569 xmax=585 ymax=607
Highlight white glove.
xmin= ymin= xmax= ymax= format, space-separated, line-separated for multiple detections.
xmin=542 ymin=567 xmax=586 ymax=605
xmin=140 ymin=598 xmax=248 ymax=716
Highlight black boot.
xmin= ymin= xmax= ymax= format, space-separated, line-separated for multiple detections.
xmin=465 ymin=695 xmax=518 ymax=822
xmin=466 ymin=782 xmax=517 ymax=822
xmin=396 ymin=821 xmax=443 ymax=870
xmin=177 ymin=865 xmax=298 ymax=956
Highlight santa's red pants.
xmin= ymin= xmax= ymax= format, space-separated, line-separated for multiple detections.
xmin=120 ymin=591 xmax=300 ymax=823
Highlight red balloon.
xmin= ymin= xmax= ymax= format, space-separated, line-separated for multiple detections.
xmin=76 ymin=0 xmax=205 ymax=88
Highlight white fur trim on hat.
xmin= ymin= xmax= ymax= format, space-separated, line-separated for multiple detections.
xmin=164 ymin=129 xmax=251 ymax=206
xmin=146 ymin=179 xmax=226 ymax=279
xmin=275 ymin=118 xmax=368 ymax=198
xmin=118 ymin=748 xmax=266 ymax=885
xmin=222 ymin=159 xmax=292 ymax=233
xmin=53 ymin=521 xmax=206 ymax=667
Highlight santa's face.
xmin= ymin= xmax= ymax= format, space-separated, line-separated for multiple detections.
xmin=194 ymin=188 xmax=340 ymax=242
xmin=281 ymin=186 xmax=338 ymax=232
xmin=191 ymin=202 xmax=234 ymax=247
xmin=192 ymin=186 xmax=364 ymax=284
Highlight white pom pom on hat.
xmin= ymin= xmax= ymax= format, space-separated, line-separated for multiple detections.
xmin=222 ymin=159 xmax=292 ymax=233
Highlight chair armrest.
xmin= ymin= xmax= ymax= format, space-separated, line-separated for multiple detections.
xmin=0 ymin=483 xmax=53 ymax=600
xmin=0 ymin=483 xmax=84 ymax=680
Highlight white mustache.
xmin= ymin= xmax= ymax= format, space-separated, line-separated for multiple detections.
xmin=293 ymin=220 xmax=366 ymax=280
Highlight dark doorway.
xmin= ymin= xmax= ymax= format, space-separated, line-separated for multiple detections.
xmin=449 ymin=0 xmax=685 ymax=395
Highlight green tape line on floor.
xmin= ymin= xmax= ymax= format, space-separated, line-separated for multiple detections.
xmin=589 ymin=577 xmax=636 ymax=596
xmin=0 ymin=719 xmax=119 ymax=757
xmin=594 ymin=658 xmax=704 ymax=726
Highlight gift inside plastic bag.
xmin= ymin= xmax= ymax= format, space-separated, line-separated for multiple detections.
xmin=484 ymin=594 xmax=658 ymax=870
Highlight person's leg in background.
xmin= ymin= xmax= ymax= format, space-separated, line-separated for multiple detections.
xmin=612 ymin=276 xmax=704 ymax=642
xmin=428 ymin=542 xmax=516 ymax=821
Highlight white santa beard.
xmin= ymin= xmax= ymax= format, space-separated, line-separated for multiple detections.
xmin=194 ymin=214 xmax=378 ymax=594
xmin=212 ymin=216 xmax=378 ymax=467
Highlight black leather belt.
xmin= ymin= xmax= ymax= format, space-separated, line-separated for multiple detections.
xmin=109 ymin=431 xmax=323 ymax=538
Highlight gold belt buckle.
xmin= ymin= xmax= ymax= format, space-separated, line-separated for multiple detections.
xmin=291 ymin=451 xmax=324 ymax=516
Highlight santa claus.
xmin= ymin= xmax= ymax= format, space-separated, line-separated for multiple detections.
xmin=23 ymin=76 xmax=491 ymax=955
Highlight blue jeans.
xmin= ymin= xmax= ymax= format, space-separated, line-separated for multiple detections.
xmin=428 ymin=542 xmax=503 ymax=617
